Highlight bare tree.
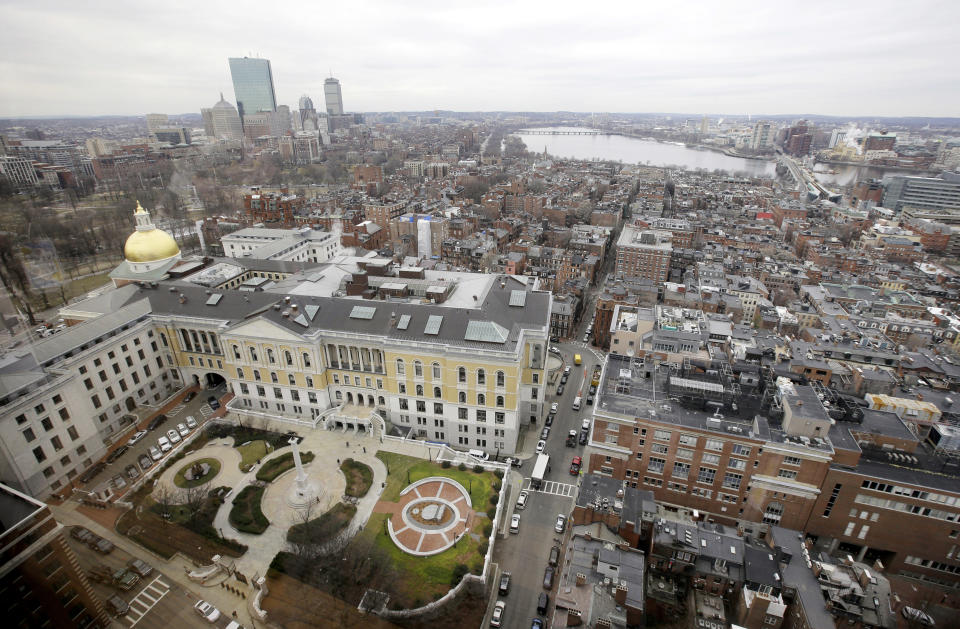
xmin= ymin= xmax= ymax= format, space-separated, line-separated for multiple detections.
xmin=154 ymin=482 xmax=175 ymax=521
xmin=181 ymin=485 xmax=206 ymax=527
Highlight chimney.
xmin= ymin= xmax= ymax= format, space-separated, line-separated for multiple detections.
xmin=873 ymin=559 xmax=885 ymax=572
xmin=596 ymin=618 xmax=612 ymax=629
xmin=566 ymin=609 xmax=583 ymax=626
xmin=615 ymin=584 xmax=628 ymax=605
xmin=576 ymin=573 xmax=587 ymax=586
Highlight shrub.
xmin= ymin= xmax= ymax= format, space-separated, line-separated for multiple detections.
xmin=478 ymin=542 xmax=489 ymax=556
xmin=489 ymin=494 xmax=499 ymax=505
xmin=450 ymin=563 xmax=469 ymax=585
xmin=494 ymin=470 xmax=504 ymax=479
xmin=441 ymin=460 xmax=451 ymax=469
xmin=473 ymin=464 xmax=484 ymax=473
xmin=483 ymin=522 xmax=493 ymax=537
xmin=492 ymin=481 xmax=502 ymax=492
xmin=458 ymin=462 xmax=467 ymax=472
xmin=486 ymin=507 xmax=496 ymax=519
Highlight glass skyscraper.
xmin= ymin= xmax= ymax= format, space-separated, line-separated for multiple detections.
xmin=228 ymin=57 xmax=277 ymax=120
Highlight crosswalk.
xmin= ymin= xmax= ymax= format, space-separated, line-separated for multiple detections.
xmin=165 ymin=404 xmax=186 ymax=418
xmin=198 ymin=404 xmax=216 ymax=418
xmin=525 ymin=479 xmax=578 ymax=498
xmin=125 ymin=576 xmax=170 ymax=627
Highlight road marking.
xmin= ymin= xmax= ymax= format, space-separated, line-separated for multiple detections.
xmin=166 ymin=404 xmax=185 ymax=417
xmin=199 ymin=404 xmax=215 ymax=418
xmin=523 ymin=479 xmax=578 ymax=498
xmin=125 ymin=576 xmax=170 ymax=627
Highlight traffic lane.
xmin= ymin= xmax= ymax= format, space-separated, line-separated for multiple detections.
xmin=497 ymin=492 xmax=570 ymax=629
xmin=63 ymin=528 xmax=214 ymax=629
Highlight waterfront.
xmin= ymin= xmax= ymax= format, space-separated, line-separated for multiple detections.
xmin=514 ymin=127 xmax=777 ymax=176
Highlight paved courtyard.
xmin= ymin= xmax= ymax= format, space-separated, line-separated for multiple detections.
xmin=380 ymin=476 xmax=476 ymax=556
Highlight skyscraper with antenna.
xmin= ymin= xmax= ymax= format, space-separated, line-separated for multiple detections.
xmin=324 ymin=76 xmax=343 ymax=115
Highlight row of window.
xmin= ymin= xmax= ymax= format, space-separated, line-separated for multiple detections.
xmin=396 ymin=361 xmax=509 ymax=388
xmin=861 ymin=479 xmax=959 ymax=507
xmin=854 ymin=493 xmax=960 ymax=523
xmin=233 ymin=345 xmax=313 ymax=368
xmin=399 ymin=389 xmax=508 ymax=406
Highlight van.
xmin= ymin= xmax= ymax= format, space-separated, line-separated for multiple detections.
xmin=467 ymin=449 xmax=489 ymax=461
xmin=537 ymin=592 xmax=549 ymax=615
xmin=572 ymin=397 xmax=582 ymax=411
xmin=574 ymin=354 xmax=582 ymax=365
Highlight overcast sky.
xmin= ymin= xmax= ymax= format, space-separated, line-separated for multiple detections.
xmin=1 ymin=0 xmax=957 ymax=118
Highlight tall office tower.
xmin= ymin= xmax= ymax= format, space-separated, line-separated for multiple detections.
xmin=299 ymin=95 xmax=319 ymax=131
xmin=228 ymin=57 xmax=277 ymax=120
xmin=200 ymin=108 xmax=216 ymax=136
xmin=700 ymin=116 xmax=709 ymax=135
xmin=751 ymin=121 xmax=774 ymax=150
xmin=209 ymin=93 xmax=243 ymax=140
xmin=829 ymin=128 xmax=846 ymax=149
xmin=324 ymin=77 xmax=344 ymax=115
xmin=145 ymin=113 xmax=168 ymax=134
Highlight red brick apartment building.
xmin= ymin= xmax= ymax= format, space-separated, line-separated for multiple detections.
xmin=585 ymin=353 xmax=960 ymax=591
xmin=243 ymin=188 xmax=305 ymax=227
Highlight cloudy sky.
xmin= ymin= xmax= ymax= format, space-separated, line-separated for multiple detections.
xmin=1 ymin=0 xmax=957 ymax=118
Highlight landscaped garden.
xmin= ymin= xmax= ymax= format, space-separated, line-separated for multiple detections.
xmin=173 ymin=458 xmax=221 ymax=488
xmin=256 ymin=451 xmax=315 ymax=482
xmin=236 ymin=440 xmax=270 ymax=471
xmin=340 ymin=458 xmax=374 ymax=497
xmin=287 ymin=502 xmax=357 ymax=546
xmin=376 ymin=451 xmax=496 ymax=507
xmin=229 ymin=484 xmax=270 ymax=534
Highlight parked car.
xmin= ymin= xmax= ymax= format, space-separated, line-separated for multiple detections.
xmin=157 ymin=436 xmax=171 ymax=453
xmin=146 ymin=414 xmax=167 ymax=431
xmin=194 ymin=600 xmax=221 ymax=623
xmin=531 ymin=619 xmax=544 ymax=629
xmin=89 ymin=534 xmax=115 ymax=554
xmin=586 ymin=394 xmax=594 ymax=406
xmin=579 ymin=429 xmax=589 ymax=445
xmin=581 ymin=418 xmax=591 ymax=430
xmin=71 ymin=526 xmax=93 ymax=543
xmin=127 ymin=430 xmax=148 ymax=446
xmin=490 ymin=600 xmax=505 ymax=627
xmin=112 ymin=568 xmax=139 ymax=591
xmin=139 ymin=453 xmax=154 ymax=469
xmin=563 ymin=365 xmax=571 ymax=375
xmin=570 ymin=456 xmax=582 ymax=475
xmin=149 ymin=446 xmax=162 ymax=461
xmin=536 ymin=592 xmax=549 ymax=615
xmin=207 ymin=395 xmax=220 ymax=410
xmin=588 ymin=384 xmax=597 ymax=395
xmin=549 ymin=545 xmax=560 ymax=567
xmin=184 ymin=391 xmax=196 ymax=402
xmin=556 ymin=384 xmax=565 ymax=395
xmin=106 ymin=594 xmax=129 ymax=617
xmin=549 ymin=402 xmax=558 ymax=415
xmin=566 ymin=430 xmax=577 ymax=447
xmin=540 ymin=427 xmax=550 ymax=440
xmin=504 ymin=457 xmax=522 ymax=468
xmin=499 ymin=572 xmax=511 ymax=595
xmin=79 ymin=462 xmax=106 ymax=484
xmin=124 ymin=464 xmax=140 ymax=479
xmin=560 ymin=374 xmax=569 ymax=384
xmin=555 ymin=514 xmax=566 ymax=533
xmin=106 ymin=446 xmax=128 ymax=464
xmin=902 ymin=607 xmax=935 ymax=626
xmin=516 ymin=491 xmax=528 ymax=510
xmin=185 ymin=415 xmax=198 ymax=430
xmin=535 ymin=440 xmax=546 ymax=454
xmin=111 ymin=474 xmax=126 ymax=489
xmin=177 ymin=423 xmax=189 ymax=437
xmin=543 ymin=565 xmax=555 ymax=589
xmin=127 ymin=558 xmax=153 ymax=578
xmin=510 ymin=514 xmax=520 ymax=534
xmin=544 ymin=414 xmax=554 ymax=427
xmin=166 ymin=429 xmax=181 ymax=444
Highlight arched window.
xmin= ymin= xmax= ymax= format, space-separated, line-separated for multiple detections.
xmin=762 ymin=502 xmax=784 ymax=525
xmin=458 ymin=367 xmax=466 ymax=383
xmin=249 ymin=347 xmax=258 ymax=362
xmin=414 ymin=361 xmax=423 ymax=378
xmin=396 ymin=359 xmax=405 ymax=376
xmin=477 ymin=369 xmax=486 ymax=386
xmin=271 ymin=372 xmax=279 ymax=384
xmin=496 ymin=395 xmax=504 ymax=408
xmin=284 ymin=351 xmax=293 ymax=366
xmin=378 ymin=396 xmax=385 ymax=406
xmin=496 ymin=371 xmax=505 ymax=387
xmin=254 ymin=369 xmax=261 ymax=381
xmin=302 ymin=353 xmax=311 ymax=368
xmin=434 ymin=386 xmax=442 ymax=398
xmin=267 ymin=348 xmax=275 ymax=364
xmin=347 ymin=392 xmax=354 ymax=403
xmin=477 ymin=393 xmax=486 ymax=406
xmin=416 ymin=384 xmax=424 ymax=396
xmin=458 ymin=391 xmax=466 ymax=403
xmin=233 ymin=345 xmax=241 ymax=360
xmin=368 ymin=395 xmax=375 ymax=406
xmin=432 ymin=362 xmax=441 ymax=380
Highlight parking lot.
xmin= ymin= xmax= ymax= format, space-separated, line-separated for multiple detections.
xmin=64 ymin=526 xmax=237 ymax=628
xmin=78 ymin=386 xmax=226 ymax=498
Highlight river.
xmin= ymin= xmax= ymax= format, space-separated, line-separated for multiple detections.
xmin=514 ymin=127 xmax=777 ymax=177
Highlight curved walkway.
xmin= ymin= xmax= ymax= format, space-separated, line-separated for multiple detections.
xmin=151 ymin=443 xmax=243 ymax=504
xmin=384 ymin=477 xmax=476 ymax=556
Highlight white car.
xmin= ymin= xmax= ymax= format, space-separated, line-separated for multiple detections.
xmin=563 ymin=366 xmax=571 ymax=375
xmin=166 ymin=429 xmax=181 ymax=444
xmin=127 ymin=430 xmax=148 ymax=446
xmin=491 ymin=600 xmax=505 ymax=627
xmin=536 ymin=440 xmax=546 ymax=454
xmin=581 ymin=418 xmax=591 ymax=431
xmin=509 ymin=514 xmax=520 ymax=534
xmin=177 ymin=423 xmax=189 ymax=437
xmin=193 ymin=600 xmax=221 ymax=623
xmin=549 ymin=403 xmax=558 ymax=415
xmin=516 ymin=491 xmax=528 ymax=510
xmin=185 ymin=415 xmax=198 ymax=430
xmin=157 ymin=436 xmax=171 ymax=453
xmin=549 ymin=346 xmax=561 ymax=355
xmin=149 ymin=446 xmax=162 ymax=461
xmin=555 ymin=514 xmax=566 ymax=533
xmin=902 ymin=606 xmax=935 ymax=626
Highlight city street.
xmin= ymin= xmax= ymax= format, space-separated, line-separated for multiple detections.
xmin=492 ymin=304 xmax=604 ymax=629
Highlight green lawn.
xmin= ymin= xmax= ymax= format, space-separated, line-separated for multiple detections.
xmin=173 ymin=458 xmax=221 ymax=488
xmin=287 ymin=502 xmax=357 ymax=545
xmin=229 ymin=485 xmax=269 ymax=534
xmin=340 ymin=459 xmax=374 ymax=498
xmin=236 ymin=440 xmax=269 ymax=470
xmin=376 ymin=451 xmax=496 ymax=508
xmin=256 ymin=451 xmax=315 ymax=482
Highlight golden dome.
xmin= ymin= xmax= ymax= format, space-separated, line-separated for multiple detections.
xmin=124 ymin=228 xmax=180 ymax=262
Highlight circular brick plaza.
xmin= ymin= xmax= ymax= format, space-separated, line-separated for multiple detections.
xmin=386 ymin=477 xmax=474 ymax=556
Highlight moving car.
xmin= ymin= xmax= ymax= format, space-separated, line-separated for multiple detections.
xmin=535 ymin=440 xmax=546 ymax=454
xmin=574 ymin=354 xmax=582 ymax=365
xmin=149 ymin=446 xmax=162 ymax=461
xmin=543 ymin=565 xmax=555 ymax=589
xmin=157 ymin=436 xmax=171 ymax=453
xmin=185 ymin=415 xmax=198 ymax=430
xmin=572 ymin=396 xmax=582 ymax=411
xmin=127 ymin=430 xmax=148 ymax=446
xmin=549 ymin=346 xmax=561 ymax=355
xmin=177 ymin=423 xmax=189 ymax=437
xmin=549 ymin=545 xmax=560 ymax=567
xmin=516 ymin=491 xmax=528 ymax=510
xmin=510 ymin=514 xmax=520 ymax=534
xmin=504 ymin=457 xmax=522 ymax=468
xmin=570 ymin=456 xmax=582 ymax=475
xmin=499 ymin=572 xmax=511 ymax=595
xmin=194 ymin=600 xmax=221 ymax=623
xmin=490 ymin=601 xmax=505 ymax=627
xmin=146 ymin=414 xmax=167 ymax=431
xmin=127 ymin=558 xmax=154 ymax=578
xmin=106 ymin=445 xmax=128 ymax=463
xmin=566 ymin=430 xmax=577 ymax=447
xmin=555 ymin=514 xmax=566 ymax=533
xmin=166 ymin=428 xmax=181 ymax=444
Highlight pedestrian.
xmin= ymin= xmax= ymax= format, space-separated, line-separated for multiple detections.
xmin=346 ymin=441 xmax=349 ymax=447
xmin=362 ymin=446 xmax=366 ymax=454
xmin=337 ymin=458 xmax=341 ymax=465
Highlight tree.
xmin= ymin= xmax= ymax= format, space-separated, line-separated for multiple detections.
xmin=154 ymin=482 xmax=175 ymax=520
xmin=0 ymin=233 xmax=36 ymax=324
xmin=181 ymin=485 xmax=206 ymax=527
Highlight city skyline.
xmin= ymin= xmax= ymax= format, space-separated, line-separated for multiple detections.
xmin=1 ymin=0 xmax=958 ymax=118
